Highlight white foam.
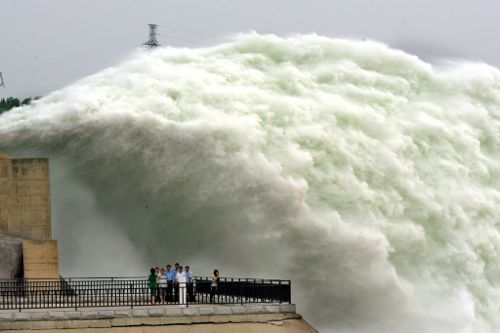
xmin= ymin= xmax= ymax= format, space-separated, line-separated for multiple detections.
xmin=1 ymin=33 xmax=499 ymax=333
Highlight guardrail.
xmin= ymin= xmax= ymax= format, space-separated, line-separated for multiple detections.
xmin=0 ymin=276 xmax=291 ymax=311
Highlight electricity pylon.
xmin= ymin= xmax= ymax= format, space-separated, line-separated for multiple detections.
xmin=0 ymin=72 xmax=4 ymax=87
xmin=143 ymin=24 xmax=160 ymax=49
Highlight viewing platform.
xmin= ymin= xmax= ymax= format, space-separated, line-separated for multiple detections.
xmin=0 ymin=276 xmax=316 ymax=332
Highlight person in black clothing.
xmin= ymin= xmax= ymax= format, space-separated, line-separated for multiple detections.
xmin=174 ymin=262 xmax=180 ymax=302
xmin=185 ymin=265 xmax=194 ymax=302
xmin=210 ymin=269 xmax=220 ymax=303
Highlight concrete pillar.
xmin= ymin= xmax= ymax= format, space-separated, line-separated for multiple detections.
xmin=0 ymin=156 xmax=59 ymax=279
xmin=22 ymin=240 xmax=60 ymax=279
xmin=0 ymin=158 xmax=51 ymax=240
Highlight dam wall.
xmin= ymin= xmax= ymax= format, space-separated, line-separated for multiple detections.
xmin=0 ymin=304 xmax=317 ymax=333
xmin=0 ymin=157 xmax=59 ymax=279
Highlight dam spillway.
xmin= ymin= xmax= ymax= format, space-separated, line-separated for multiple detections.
xmin=1 ymin=33 xmax=499 ymax=332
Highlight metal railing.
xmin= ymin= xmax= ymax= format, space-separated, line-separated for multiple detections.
xmin=0 ymin=276 xmax=291 ymax=311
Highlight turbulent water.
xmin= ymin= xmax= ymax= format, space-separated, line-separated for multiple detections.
xmin=1 ymin=34 xmax=500 ymax=332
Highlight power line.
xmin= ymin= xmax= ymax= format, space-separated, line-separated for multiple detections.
xmin=156 ymin=33 xmax=195 ymax=44
xmin=143 ymin=24 xmax=160 ymax=49
xmin=157 ymin=24 xmax=214 ymax=38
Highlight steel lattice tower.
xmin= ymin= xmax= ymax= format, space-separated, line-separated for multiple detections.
xmin=0 ymin=72 xmax=4 ymax=87
xmin=143 ymin=24 xmax=160 ymax=49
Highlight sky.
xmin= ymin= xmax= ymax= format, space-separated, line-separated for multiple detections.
xmin=0 ymin=0 xmax=499 ymax=98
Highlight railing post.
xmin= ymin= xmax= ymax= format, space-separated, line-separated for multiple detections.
xmin=254 ymin=279 xmax=256 ymax=303
xmin=288 ymin=280 xmax=291 ymax=304
xmin=67 ymin=278 xmax=71 ymax=310
xmin=279 ymin=280 xmax=282 ymax=304
xmin=240 ymin=278 xmax=243 ymax=306
xmin=18 ymin=280 xmax=22 ymax=312
xmin=130 ymin=283 xmax=133 ymax=309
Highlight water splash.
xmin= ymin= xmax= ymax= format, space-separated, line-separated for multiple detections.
xmin=1 ymin=33 xmax=500 ymax=333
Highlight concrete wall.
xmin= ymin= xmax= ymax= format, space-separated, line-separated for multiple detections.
xmin=0 ymin=304 xmax=317 ymax=332
xmin=22 ymin=240 xmax=60 ymax=279
xmin=0 ymin=158 xmax=51 ymax=240
xmin=0 ymin=320 xmax=316 ymax=333
xmin=0 ymin=157 xmax=59 ymax=279
xmin=0 ymin=233 xmax=24 ymax=279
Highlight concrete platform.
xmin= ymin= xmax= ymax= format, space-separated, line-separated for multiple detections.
xmin=0 ymin=303 xmax=317 ymax=332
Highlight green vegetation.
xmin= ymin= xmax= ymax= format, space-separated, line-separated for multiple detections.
xmin=0 ymin=97 xmax=39 ymax=115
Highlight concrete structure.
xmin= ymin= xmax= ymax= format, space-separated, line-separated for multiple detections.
xmin=0 ymin=304 xmax=317 ymax=333
xmin=22 ymin=240 xmax=60 ymax=279
xmin=0 ymin=156 xmax=60 ymax=279
xmin=0 ymin=158 xmax=51 ymax=240
xmin=0 ymin=233 xmax=23 ymax=278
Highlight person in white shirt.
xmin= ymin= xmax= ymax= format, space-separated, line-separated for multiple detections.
xmin=176 ymin=266 xmax=187 ymax=306
xmin=158 ymin=268 xmax=168 ymax=304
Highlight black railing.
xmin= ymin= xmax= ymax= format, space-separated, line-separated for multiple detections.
xmin=0 ymin=276 xmax=291 ymax=311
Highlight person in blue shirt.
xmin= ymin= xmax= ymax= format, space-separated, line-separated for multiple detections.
xmin=165 ymin=264 xmax=175 ymax=302
xmin=173 ymin=262 xmax=180 ymax=302
xmin=185 ymin=265 xmax=194 ymax=302
xmin=166 ymin=265 xmax=176 ymax=281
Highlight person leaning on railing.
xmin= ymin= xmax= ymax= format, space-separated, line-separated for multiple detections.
xmin=148 ymin=268 xmax=159 ymax=305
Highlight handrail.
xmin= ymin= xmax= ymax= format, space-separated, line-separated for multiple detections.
xmin=0 ymin=276 xmax=291 ymax=311
xmin=0 ymin=276 xmax=291 ymax=282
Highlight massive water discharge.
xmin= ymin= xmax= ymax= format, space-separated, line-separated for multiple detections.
xmin=1 ymin=34 xmax=500 ymax=332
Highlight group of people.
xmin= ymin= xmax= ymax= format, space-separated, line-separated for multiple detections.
xmin=148 ymin=263 xmax=220 ymax=305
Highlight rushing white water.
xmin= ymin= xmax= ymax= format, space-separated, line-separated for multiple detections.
xmin=1 ymin=34 xmax=500 ymax=333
